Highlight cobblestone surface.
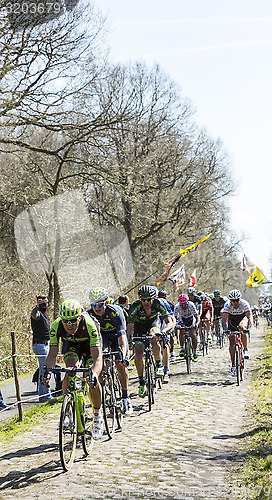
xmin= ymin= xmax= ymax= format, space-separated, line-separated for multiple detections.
xmin=0 ymin=324 xmax=264 ymax=500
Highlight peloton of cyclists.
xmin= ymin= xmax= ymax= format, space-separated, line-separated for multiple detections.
xmin=221 ymin=289 xmax=253 ymax=376
xmin=199 ymin=294 xmax=214 ymax=346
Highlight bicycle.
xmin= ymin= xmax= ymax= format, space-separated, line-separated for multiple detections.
xmin=101 ymin=349 xmax=123 ymax=439
xmin=47 ymin=366 xmax=95 ymax=471
xmin=253 ymin=314 xmax=259 ymax=329
xmin=132 ymin=335 xmax=161 ymax=412
xmin=227 ymin=331 xmax=245 ymax=386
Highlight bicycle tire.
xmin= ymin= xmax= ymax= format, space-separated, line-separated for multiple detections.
xmin=59 ymin=395 xmax=77 ymax=471
xmin=102 ymin=374 xmax=116 ymax=439
xmin=240 ymin=346 xmax=244 ymax=382
xmin=235 ymin=345 xmax=240 ymax=386
xmin=184 ymin=337 xmax=191 ymax=374
xmin=218 ymin=325 xmax=223 ymax=349
xmin=81 ymin=387 xmax=94 ymax=455
xmin=146 ymin=358 xmax=155 ymax=411
xmin=201 ymin=324 xmax=206 ymax=356
xmin=112 ymin=366 xmax=123 ymax=430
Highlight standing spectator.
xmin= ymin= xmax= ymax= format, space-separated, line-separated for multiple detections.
xmin=117 ymin=295 xmax=130 ymax=323
xmin=0 ymin=387 xmax=7 ymax=409
xmin=31 ymin=294 xmax=52 ymax=402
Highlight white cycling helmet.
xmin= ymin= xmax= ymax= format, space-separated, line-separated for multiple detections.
xmin=89 ymin=287 xmax=109 ymax=303
xmin=228 ymin=289 xmax=242 ymax=300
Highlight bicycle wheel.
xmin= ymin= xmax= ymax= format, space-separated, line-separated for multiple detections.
xmin=112 ymin=366 xmax=123 ymax=430
xmin=235 ymin=345 xmax=240 ymax=386
xmin=201 ymin=325 xmax=206 ymax=356
xmin=102 ymin=374 xmax=116 ymax=439
xmin=218 ymin=325 xmax=223 ymax=349
xmin=184 ymin=337 xmax=191 ymax=374
xmin=240 ymin=347 xmax=244 ymax=382
xmin=146 ymin=359 xmax=155 ymax=412
xmin=59 ymin=395 xmax=77 ymax=471
xmin=82 ymin=387 xmax=94 ymax=455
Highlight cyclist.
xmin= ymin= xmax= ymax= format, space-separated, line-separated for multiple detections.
xmin=174 ymin=293 xmax=199 ymax=361
xmin=212 ymin=290 xmax=226 ymax=344
xmin=221 ymin=289 xmax=253 ymax=376
xmin=199 ymin=294 xmax=213 ymax=346
xmin=43 ymin=299 xmax=104 ymax=439
xmin=127 ymin=285 xmax=173 ymax=397
xmin=152 ymin=286 xmax=176 ymax=384
xmin=87 ymin=288 xmax=133 ymax=416
xmin=158 ymin=289 xmax=176 ymax=363
xmin=252 ymin=305 xmax=259 ymax=328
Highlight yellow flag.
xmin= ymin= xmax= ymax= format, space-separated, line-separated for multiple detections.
xmin=180 ymin=233 xmax=212 ymax=258
xmin=245 ymin=267 xmax=267 ymax=288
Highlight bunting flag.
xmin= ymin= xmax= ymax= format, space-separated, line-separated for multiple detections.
xmin=241 ymin=254 xmax=254 ymax=274
xmin=156 ymin=253 xmax=181 ymax=285
xmin=180 ymin=233 xmax=212 ymax=258
xmin=245 ymin=267 xmax=267 ymax=288
xmin=189 ymin=269 xmax=197 ymax=287
xmin=168 ymin=264 xmax=186 ymax=291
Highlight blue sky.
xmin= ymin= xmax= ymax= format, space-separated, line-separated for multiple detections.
xmin=97 ymin=0 xmax=272 ymax=276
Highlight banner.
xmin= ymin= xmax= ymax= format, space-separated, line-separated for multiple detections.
xmin=245 ymin=267 xmax=267 ymax=288
xmin=156 ymin=254 xmax=181 ymax=285
xmin=241 ymin=254 xmax=254 ymax=274
xmin=180 ymin=233 xmax=212 ymax=258
xmin=189 ymin=269 xmax=197 ymax=287
xmin=168 ymin=265 xmax=185 ymax=291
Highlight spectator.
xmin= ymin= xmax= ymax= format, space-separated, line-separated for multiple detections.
xmin=117 ymin=295 xmax=130 ymax=322
xmin=31 ymin=294 xmax=53 ymax=402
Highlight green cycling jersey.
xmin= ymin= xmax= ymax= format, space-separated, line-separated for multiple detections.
xmin=127 ymin=298 xmax=169 ymax=323
xmin=49 ymin=311 xmax=100 ymax=347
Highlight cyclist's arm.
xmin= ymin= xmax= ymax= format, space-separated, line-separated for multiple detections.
xmin=221 ymin=311 xmax=228 ymax=329
xmin=127 ymin=322 xmax=134 ymax=342
xmin=90 ymin=346 xmax=103 ymax=378
xmin=161 ymin=316 xmax=174 ymax=334
xmin=45 ymin=345 xmax=59 ymax=368
xmin=245 ymin=310 xmax=253 ymax=329
xmin=194 ymin=313 xmax=200 ymax=326
xmin=117 ymin=334 xmax=128 ymax=359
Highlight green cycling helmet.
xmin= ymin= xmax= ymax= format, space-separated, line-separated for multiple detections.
xmin=59 ymin=299 xmax=82 ymax=319
xmin=138 ymin=285 xmax=156 ymax=299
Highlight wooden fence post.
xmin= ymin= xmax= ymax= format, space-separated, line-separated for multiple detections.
xmin=11 ymin=331 xmax=23 ymax=421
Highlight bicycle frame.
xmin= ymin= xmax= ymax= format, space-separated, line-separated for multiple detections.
xmin=229 ymin=331 xmax=244 ymax=386
xmin=133 ymin=335 xmax=158 ymax=411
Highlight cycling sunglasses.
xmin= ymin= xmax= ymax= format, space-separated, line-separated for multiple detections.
xmin=62 ymin=318 xmax=78 ymax=324
xmin=230 ymin=299 xmax=240 ymax=303
xmin=140 ymin=298 xmax=152 ymax=302
xmin=91 ymin=302 xmax=105 ymax=307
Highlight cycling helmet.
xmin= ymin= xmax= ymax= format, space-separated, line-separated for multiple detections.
xmin=138 ymin=285 xmax=156 ymax=299
xmin=59 ymin=299 xmax=82 ymax=319
xmin=89 ymin=287 xmax=109 ymax=303
xmin=213 ymin=290 xmax=221 ymax=296
xmin=187 ymin=287 xmax=195 ymax=295
xmin=228 ymin=289 xmax=242 ymax=300
xmin=150 ymin=286 xmax=159 ymax=297
xmin=197 ymin=291 xmax=204 ymax=296
xmin=107 ymin=297 xmax=115 ymax=304
xmin=178 ymin=293 xmax=189 ymax=304
xmin=158 ymin=289 xmax=167 ymax=298
xmin=201 ymin=294 xmax=208 ymax=302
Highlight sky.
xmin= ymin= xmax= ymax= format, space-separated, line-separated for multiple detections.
xmin=95 ymin=0 xmax=272 ymax=277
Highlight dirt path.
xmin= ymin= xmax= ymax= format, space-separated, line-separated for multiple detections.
xmin=0 ymin=324 xmax=264 ymax=500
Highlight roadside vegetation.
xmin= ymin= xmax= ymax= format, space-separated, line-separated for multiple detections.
xmin=236 ymin=324 xmax=272 ymax=499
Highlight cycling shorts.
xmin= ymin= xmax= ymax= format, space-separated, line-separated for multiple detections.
xmin=62 ymin=340 xmax=94 ymax=366
xmin=178 ymin=316 xmax=195 ymax=328
xmin=102 ymin=333 xmax=122 ymax=360
xmin=200 ymin=310 xmax=210 ymax=320
xmin=133 ymin=318 xmax=161 ymax=344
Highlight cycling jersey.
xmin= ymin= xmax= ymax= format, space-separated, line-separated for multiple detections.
xmin=87 ymin=304 xmax=126 ymax=338
xmin=128 ymin=298 xmax=169 ymax=324
xmin=212 ymin=297 xmax=226 ymax=317
xmin=189 ymin=295 xmax=202 ymax=311
xmin=174 ymin=301 xmax=197 ymax=320
xmin=222 ymin=299 xmax=251 ymax=331
xmin=49 ymin=312 xmax=100 ymax=347
xmin=202 ymin=299 xmax=213 ymax=312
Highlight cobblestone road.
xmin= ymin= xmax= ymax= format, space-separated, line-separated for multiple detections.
xmin=0 ymin=324 xmax=264 ymax=500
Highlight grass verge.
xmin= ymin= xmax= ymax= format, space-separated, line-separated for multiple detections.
xmin=237 ymin=326 xmax=272 ymax=499
xmin=0 ymin=398 xmax=61 ymax=443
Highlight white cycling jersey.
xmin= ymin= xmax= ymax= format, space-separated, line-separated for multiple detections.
xmin=222 ymin=299 xmax=250 ymax=315
xmin=174 ymin=301 xmax=197 ymax=320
